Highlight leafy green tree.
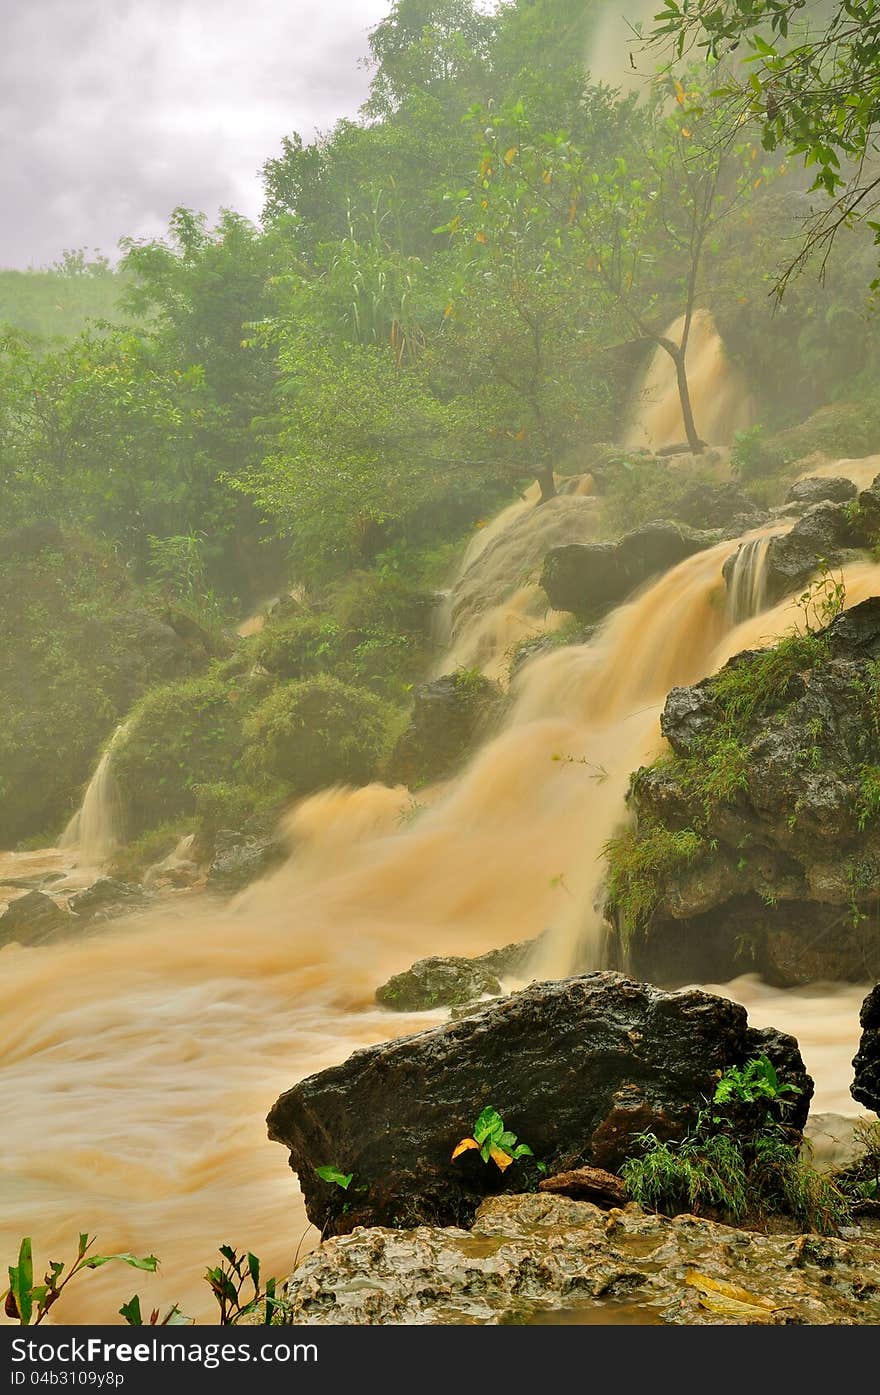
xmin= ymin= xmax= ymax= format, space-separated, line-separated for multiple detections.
xmin=651 ymin=0 xmax=880 ymax=289
xmin=469 ymin=72 xmax=763 ymax=451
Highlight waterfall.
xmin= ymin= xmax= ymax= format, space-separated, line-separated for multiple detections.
xmin=4 ymin=504 xmax=878 ymax=1320
xmin=623 ymin=309 xmax=756 ymax=452
xmin=60 ymin=723 xmax=127 ymax=866
xmin=725 ymin=533 xmax=774 ymax=624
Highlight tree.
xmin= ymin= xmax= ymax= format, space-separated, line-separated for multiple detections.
xmin=437 ymin=111 xmax=620 ymax=500
xmin=467 ymin=73 xmax=764 ymax=452
xmin=650 ymin=0 xmax=880 ymax=290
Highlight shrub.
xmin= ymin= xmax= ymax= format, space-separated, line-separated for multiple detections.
xmin=622 ymin=1058 xmax=851 ymax=1234
xmin=112 ymin=673 xmax=253 ymax=835
xmin=603 ymin=823 xmax=706 ymax=942
xmin=244 ymin=675 xmax=397 ymax=795
xmin=254 ymin=615 xmax=343 ymax=681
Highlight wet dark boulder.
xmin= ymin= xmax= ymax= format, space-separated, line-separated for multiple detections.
xmin=857 ymin=472 xmax=880 ymax=539
xmin=207 ymin=827 xmax=287 ymax=894
xmin=851 ymin=984 xmax=880 ymax=1113
xmin=376 ymin=956 xmax=503 ymax=1011
xmin=387 ymin=670 xmax=503 ymax=787
xmin=375 ymin=938 xmax=542 ymax=1012
xmin=758 ymin=502 xmax=864 ymax=607
xmin=0 ymin=891 xmax=69 ymax=947
xmin=541 ymin=521 xmax=717 ymax=617
xmin=607 ymin=599 xmax=880 ymax=986
xmin=67 ymin=878 xmax=147 ymax=922
xmin=267 ymin=972 xmax=811 ymax=1237
xmin=785 ymin=476 xmax=857 ymax=508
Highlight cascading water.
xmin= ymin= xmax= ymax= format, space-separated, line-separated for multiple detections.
xmin=59 ymin=723 xmax=127 ymax=867
xmin=2 ymin=501 xmax=875 ymax=1322
xmin=436 ymin=484 xmax=600 ymax=680
xmin=724 ymin=532 xmax=777 ymax=624
xmin=623 ymin=309 xmax=756 ymax=451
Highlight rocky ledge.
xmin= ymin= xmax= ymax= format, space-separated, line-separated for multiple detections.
xmin=541 ymin=521 xmax=719 ymax=619
xmin=282 ymin=1192 xmax=880 ymax=1325
xmin=267 ymin=972 xmax=810 ymax=1238
xmin=606 ymin=598 xmax=880 ymax=985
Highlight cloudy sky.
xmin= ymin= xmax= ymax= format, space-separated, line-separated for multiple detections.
xmin=1 ymin=0 xmax=392 ymax=269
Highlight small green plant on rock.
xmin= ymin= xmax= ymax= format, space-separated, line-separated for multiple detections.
xmin=621 ymin=1057 xmax=850 ymax=1234
xmin=314 ymin=1165 xmax=353 ymax=1189
xmin=712 ymin=1054 xmax=801 ymax=1111
xmin=452 ymin=1105 xmax=546 ymax=1173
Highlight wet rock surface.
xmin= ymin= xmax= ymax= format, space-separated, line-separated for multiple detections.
xmin=374 ymin=939 xmax=539 ymax=1012
xmin=0 ymin=890 xmax=69 ymax=946
xmin=746 ymin=499 xmax=866 ymax=607
xmin=387 ymin=670 xmax=503 ymax=787
xmin=207 ymin=824 xmax=287 ymax=894
xmin=376 ymin=956 xmax=503 ymax=1011
xmin=282 ymin=1193 xmax=880 ymax=1325
xmin=614 ymin=598 xmax=880 ymax=985
xmin=268 ymin=972 xmax=810 ymax=1237
xmin=68 ymin=877 xmax=147 ymax=921
xmin=542 ymin=521 xmax=717 ymax=618
xmin=852 ymin=985 xmax=880 ymax=1113
xmin=785 ymin=476 xmax=857 ymax=507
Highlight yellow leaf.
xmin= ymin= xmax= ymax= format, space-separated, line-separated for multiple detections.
xmin=444 ymin=303 xmax=453 ymax=318
xmin=504 ymin=147 xmax=517 ymax=166
xmin=674 ymin=78 xmax=686 ymax=106
xmin=542 ymin=169 xmax=552 ymax=185
xmin=514 ymin=428 xmax=527 ymax=441
xmin=685 ymin=1271 xmax=777 ymax=1313
xmin=681 ymin=127 xmax=692 ymax=139
xmin=753 ymin=177 xmax=762 ymax=189
xmin=474 ymin=230 xmax=487 ymax=244
xmin=451 ymin=1138 xmax=479 ymax=1161
xmin=489 ymin=1147 xmax=513 ymax=1171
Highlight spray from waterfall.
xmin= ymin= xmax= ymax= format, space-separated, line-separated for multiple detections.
xmin=623 ymin=309 xmax=756 ymax=451
xmin=60 ymin=724 xmax=127 ymax=867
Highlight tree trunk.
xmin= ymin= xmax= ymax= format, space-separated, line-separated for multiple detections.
xmin=537 ymin=466 xmax=557 ymax=503
xmin=670 ymin=343 xmax=704 ymax=455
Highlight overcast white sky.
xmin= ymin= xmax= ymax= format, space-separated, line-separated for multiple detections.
xmin=1 ymin=0 xmax=392 ymax=269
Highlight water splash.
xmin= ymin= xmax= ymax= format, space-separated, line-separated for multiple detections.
xmin=59 ymin=724 xmax=128 ymax=867
xmin=623 ymin=310 xmax=756 ymax=451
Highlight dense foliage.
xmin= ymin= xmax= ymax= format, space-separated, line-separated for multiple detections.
xmin=4 ymin=0 xmax=880 ymax=849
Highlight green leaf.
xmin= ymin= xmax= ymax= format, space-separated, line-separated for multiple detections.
xmin=511 ymin=1143 xmax=534 ymax=1159
xmin=315 ymin=1165 xmax=353 ymax=1190
xmin=83 ymin=1253 xmax=159 ymax=1272
xmin=247 ymin=1253 xmax=260 ymax=1292
xmin=119 ymin=1295 xmax=143 ymax=1326
xmin=10 ymin=1238 xmax=34 ymax=1326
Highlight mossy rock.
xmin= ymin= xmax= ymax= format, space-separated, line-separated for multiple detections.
xmin=244 ymin=674 xmax=397 ymax=795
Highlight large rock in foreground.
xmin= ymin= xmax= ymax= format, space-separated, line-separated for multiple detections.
xmin=282 ymin=1193 xmax=880 ymax=1325
xmin=541 ymin=521 xmax=717 ymax=618
xmin=851 ymin=984 xmax=880 ymax=1112
xmin=267 ymin=973 xmax=811 ymax=1237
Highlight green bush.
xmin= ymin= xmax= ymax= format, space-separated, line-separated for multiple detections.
xmin=0 ymin=525 xmax=199 ymax=845
xmin=244 ymin=674 xmax=397 ymax=795
xmin=107 ymin=822 xmax=188 ymax=883
xmin=254 ymin=615 xmax=343 ymax=681
xmin=112 ymin=673 xmax=253 ymax=836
